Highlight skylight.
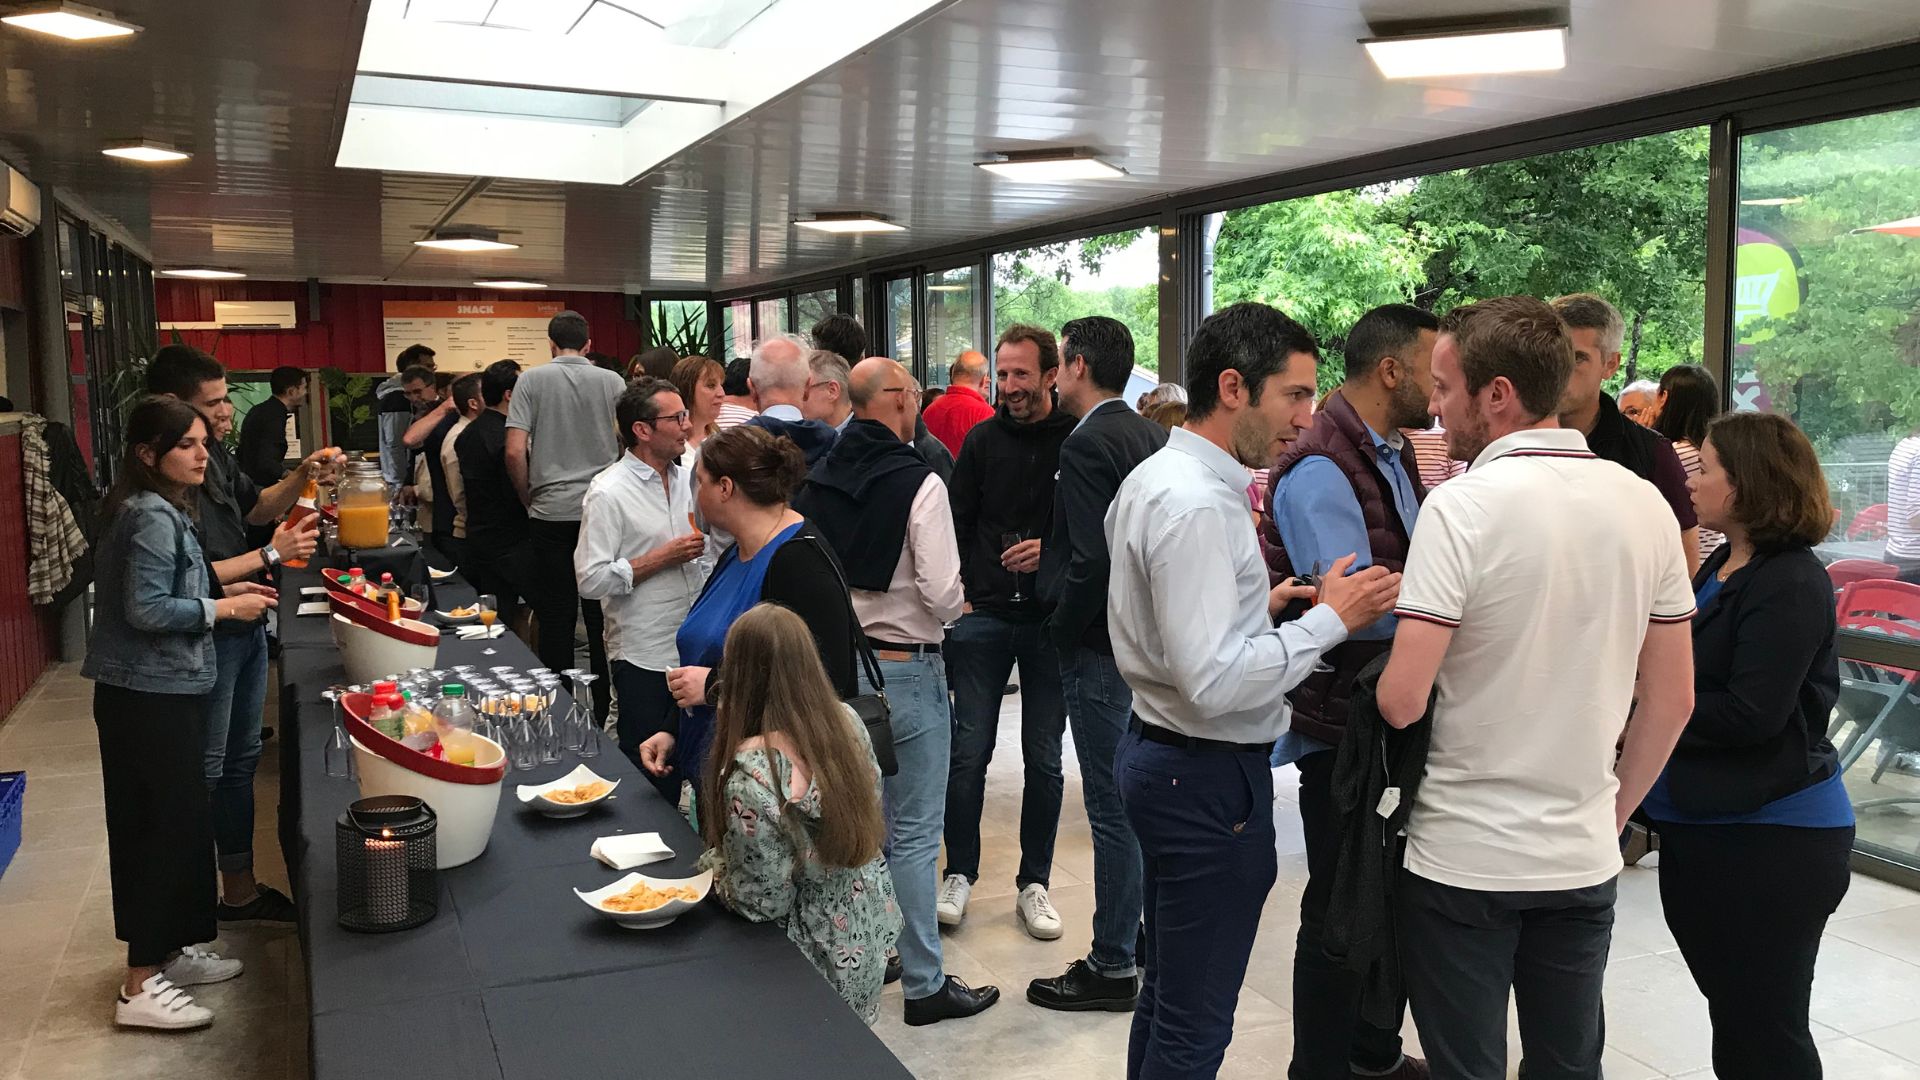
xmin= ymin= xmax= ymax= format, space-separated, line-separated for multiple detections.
xmin=336 ymin=0 xmax=950 ymax=185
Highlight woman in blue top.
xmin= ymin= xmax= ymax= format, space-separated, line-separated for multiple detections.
xmin=1645 ymin=411 xmax=1851 ymax=1079
xmin=82 ymin=398 xmax=278 ymax=1032
xmin=637 ymin=424 xmax=856 ymax=805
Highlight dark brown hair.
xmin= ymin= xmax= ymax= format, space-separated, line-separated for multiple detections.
xmin=1439 ymin=295 xmax=1572 ymax=421
xmin=1703 ymin=412 xmax=1833 ymax=551
xmin=995 ymin=323 xmax=1060 ymax=372
xmin=669 ymin=354 xmax=725 ymax=434
xmin=700 ymin=603 xmax=886 ymax=869
xmin=105 ymin=396 xmax=208 ymax=516
xmin=697 ymin=423 xmax=807 ymax=505
xmin=629 ymin=345 xmax=678 ymax=381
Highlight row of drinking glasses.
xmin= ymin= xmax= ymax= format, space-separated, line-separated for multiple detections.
xmin=319 ymin=665 xmax=603 ymax=778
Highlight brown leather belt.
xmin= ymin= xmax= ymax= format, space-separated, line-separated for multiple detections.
xmin=869 ymin=639 xmax=940 ymax=663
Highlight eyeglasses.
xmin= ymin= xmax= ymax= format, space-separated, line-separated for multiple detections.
xmin=641 ymin=410 xmax=692 ymax=426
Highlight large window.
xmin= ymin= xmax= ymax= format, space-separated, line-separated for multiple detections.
xmin=1733 ymin=104 xmax=1920 ymax=870
xmin=721 ymin=299 xmax=751 ymax=359
xmin=884 ymin=275 xmax=915 ymax=363
xmin=755 ymin=296 xmax=789 ymax=339
xmin=647 ymin=298 xmax=707 ymax=358
xmin=994 ymin=227 xmax=1160 ymax=385
xmin=923 ymin=264 xmax=980 ymax=387
xmin=1204 ymin=129 xmax=1710 ymax=391
xmin=794 ymin=287 xmax=837 ymax=336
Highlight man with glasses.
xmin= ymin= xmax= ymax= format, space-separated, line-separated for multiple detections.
xmin=574 ymin=377 xmax=708 ymax=796
xmin=801 ymin=348 xmax=855 ymax=433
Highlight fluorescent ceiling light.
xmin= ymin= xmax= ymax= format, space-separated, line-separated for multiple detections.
xmin=473 ymin=278 xmax=547 ymax=289
xmin=975 ymin=149 xmax=1126 ymax=182
xmin=793 ymin=212 xmax=904 ymax=235
xmin=1741 ymin=197 xmax=1806 ymax=207
xmin=102 ymin=139 xmax=188 ymax=163
xmin=1361 ymin=24 xmax=1567 ymax=79
xmin=161 ymin=267 xmax=246 ymax=280
xmin=1 ymin=2 xmax=139 ymax=39
xmin=414 ymin=227 xmax=518 ymax=252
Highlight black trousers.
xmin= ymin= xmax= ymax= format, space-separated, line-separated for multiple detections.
xmin=94 ymin=682 xmax=218 ymax=968
xmin=1655 ymin=820 xmax=1853 ymax=1080
xmin=1397 ymin=870 xmax=1616 ymax=1080
xmin=1291 ymin=750 xmax=1408 ymax=1078
xmin=612 ymin=660 xmax=681 ymax=803
xmin=461 ymin=535 xmax=528 ymax=627
xmin=525 ymin=518 xmax=610 ymax=721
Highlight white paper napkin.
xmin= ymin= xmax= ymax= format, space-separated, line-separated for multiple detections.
xmin=590 ymin=832 xmax=674 ymax=870
xmin=296 ymin=601 xmax=329 ymax=617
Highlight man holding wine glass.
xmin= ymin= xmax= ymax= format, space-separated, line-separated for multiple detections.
xmin=940 ymin=323 xmax=1078 ymax=940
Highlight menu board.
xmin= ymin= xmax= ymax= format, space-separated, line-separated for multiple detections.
xmin=381 ymin=300 xmax=566 ymax=371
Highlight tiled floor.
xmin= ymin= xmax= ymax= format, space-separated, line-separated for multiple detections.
xmin=4 ymin=662 xmax=1920 ymax=1079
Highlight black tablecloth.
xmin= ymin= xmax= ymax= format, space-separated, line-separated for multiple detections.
xmin=276 ymin=566 xmax=911 ymax=1080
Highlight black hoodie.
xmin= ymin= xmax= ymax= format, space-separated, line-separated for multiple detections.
xmin=949 ymin=405 xmax=1076 ymax=617
xmin=794 ymin=419 xmax=932 ymax=592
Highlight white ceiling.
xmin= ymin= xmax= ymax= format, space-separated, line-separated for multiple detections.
xmin=2 ymin=0 xmax=1918 ymax=293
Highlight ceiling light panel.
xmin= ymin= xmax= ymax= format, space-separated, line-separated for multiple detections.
xmin=473 ymin=278 xmax=548 ymax=289
xmin=976 ymin=151 xmax=1125 ymax=182
xmin=1 ymin=3 xmax=140 ymax=40
xmin=102 ymin=140 xmax=188 ymax=162
xmin=794 ymin=213 xmax=904 ymax=234
xmin=162 ymin=267 xmax=246 ymax=279
xmin=415 ymin=229 xmax=519 ymax=252
xmin=1362 ymin=25 xmax=1568 ymax=80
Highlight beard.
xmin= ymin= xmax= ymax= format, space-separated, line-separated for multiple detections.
xmin=1229 ymin=408 xmax=1279 ymax=468
xmin=1445 ymin=400 xmax=1492 ymax=464
xmin=1004 ymin=388 xmax=1038 ymax=420
xmin=1388 ymin=382 xmax=1432 ymax=431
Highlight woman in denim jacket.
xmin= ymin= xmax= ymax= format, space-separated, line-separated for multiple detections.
xmin=81 ymin=397 xmax=277 ymax=1032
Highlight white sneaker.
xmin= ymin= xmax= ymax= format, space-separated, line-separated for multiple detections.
xmin=116 ymin=974 xmax=213 ymax=1031
xmin=1017 ymin=883 xmax=1063 ymax=940
xmin=161 ymin=945 xmax=244 ymax=987
xmin=936 ymin=874 xmax=972 ymax=927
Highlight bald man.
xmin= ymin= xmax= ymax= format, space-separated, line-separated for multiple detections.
xmin=925 ymin=349 xmax=995 ymax=455
xmin=794 ymin=358 xmax=996 ymax=1025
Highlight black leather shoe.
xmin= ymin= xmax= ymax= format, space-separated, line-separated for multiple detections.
xmin=1027 ymin=959 xmax=1139 ymax=1012
xmin=903 ymin=976 xmax=999 ymax=1026
xmin=884 ymin=949 xmax=901 ymax=985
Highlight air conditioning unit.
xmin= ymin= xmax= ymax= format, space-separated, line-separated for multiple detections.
xmin=212 ymin=300 xmax=297 ymax=329
xmin=0 ymin=165 xmax=41 ymax=237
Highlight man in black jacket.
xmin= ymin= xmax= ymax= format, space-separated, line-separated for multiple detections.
xmin=940 ymin=323 xmax=1077 ymax=939
xmin=237 ymin=365 xmax=305 ymax=488
xmin=1027 ymin=316 xmax=1167 ymax=1013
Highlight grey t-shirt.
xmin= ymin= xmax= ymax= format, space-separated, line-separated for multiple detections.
xmin=504 ymin=355 xmax=625 ymax=521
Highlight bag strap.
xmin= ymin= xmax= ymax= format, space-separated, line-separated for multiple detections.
xmin=803 ymin=536 xmax=886 ymax=695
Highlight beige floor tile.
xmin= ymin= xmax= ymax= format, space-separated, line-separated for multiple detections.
xmin=0 ymin=1038 xmax=24 ymax=1080
xmin=0 ymin=899 xmax=78 ymax=970
xmin=17 ymin=1002 xmax=285 ymax=1080
xmin=1861 ymin=1018 xmax=1920 ymax=1065
xmin=0 ymin=986 xmax=51 ymax=1045
xmin=0 ymin=718 xmax=96 ymax=751
xmin=1609 ymin=865 xmax=1681 ymax=960
xmin=1840 ymin=873 xmax=1920 ymax=921
xmin=1830 ymin=902 xmax=1920 ymax=969
xmin=0 ymin=743 xmax=101 ymax=780
xmin=1593 ymin=951 xmax=1714 ymax=1076
xmin=1812 ymin=937 xmax=1920 ymax=1035
xmin=33 ymin=952 xmax=127 ymax=1043
xmin=0 ymin=845 xmax=102 ymax=908
xmin=11 ymin=774 xmax=104 ymax=812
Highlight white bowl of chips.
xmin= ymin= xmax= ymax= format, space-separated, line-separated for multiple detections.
xmin=516 ymin=765 xmax=619 ymax=818
xmin=574 ymin=870 xmax=712 ymax=930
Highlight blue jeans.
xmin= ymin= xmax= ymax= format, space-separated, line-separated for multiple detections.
xmin=1117 ymin=728 xmax=1277 ymax=1080
xmin=944 ymin=610 xmax=1066 ymax=889
xmin=204 ymin=626 xmax=268 ymax=874
xmin=868 ymin=654 xmax=950 ymax=1000
xmin=1060 ymin=646 xmax=1143 ymax=978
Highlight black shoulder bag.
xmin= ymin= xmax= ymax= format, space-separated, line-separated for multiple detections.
xmin=807 ymin=539 xmax=898 ymax=777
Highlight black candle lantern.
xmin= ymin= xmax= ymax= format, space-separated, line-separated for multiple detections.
xmin=336 ymin=795 xmax=438 ymax=932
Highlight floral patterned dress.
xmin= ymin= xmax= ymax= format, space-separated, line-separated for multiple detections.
xmin=697 ymin=746 xmax=901 ymax=1023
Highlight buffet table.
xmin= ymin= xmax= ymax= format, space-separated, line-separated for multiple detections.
xmin=275 ymin=565 xmax=912 ymax=1080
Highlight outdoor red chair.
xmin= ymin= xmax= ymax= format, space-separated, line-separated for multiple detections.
xmin=1827 ymin=558 xmax=1900 ymax=593
xmin=1848 ymin=503 xmax=1890 ymax=540
xmin=1832 ymin=580 xmax=1920 ymax=778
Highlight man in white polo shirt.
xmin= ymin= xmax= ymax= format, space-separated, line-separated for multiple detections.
xmin=1377 ymin=295 xmax=1696 ymax=1080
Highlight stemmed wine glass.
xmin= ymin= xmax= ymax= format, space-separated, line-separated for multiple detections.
xmin=321 ymin=684 xmax=357 ymax=780
xmin=477 ymin=594 xmax=499 ymax=655
xmin=560 ymin=669 xmax=588 ymax=752
xmin=1001 ymin=531 xmax=1028 ymax=603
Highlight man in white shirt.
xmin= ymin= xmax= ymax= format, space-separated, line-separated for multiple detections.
xmin=794 ymin=357 xmax=999 ymax=1025
xmin=436 ymin=373 xmax=482 ymax=566
xmin=1106 ymin=302 xmax=1400 ymax=1079
xmin=1377 ymin=296 xmax=1696 ymax=1080
xmin=573 ymin=377 xmax=707 ymax=799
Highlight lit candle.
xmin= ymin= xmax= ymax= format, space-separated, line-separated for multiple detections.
xmin=364 ymin=829 xmax=406 ymax=925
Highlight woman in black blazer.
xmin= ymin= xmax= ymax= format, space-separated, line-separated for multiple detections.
xmin=1641 ymin=411 xmax=1852 ymax=1080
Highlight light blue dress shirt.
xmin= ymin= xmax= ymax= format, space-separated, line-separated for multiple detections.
xmin=1268 ymin=422 xmax=1420 ymax=763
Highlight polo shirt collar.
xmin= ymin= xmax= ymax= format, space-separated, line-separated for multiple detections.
xmin=762 ymin=403 xmax=803 ymax=421
xmin=945 ymin=384 xmax=987 ymax=404
xmin=1167 ymin=425 xmax=1250 ymax=493
xmin=550 ymin=354 xmax=590 ymax=367
xmin=1470 ymin=426 xmax=1595 ymax=471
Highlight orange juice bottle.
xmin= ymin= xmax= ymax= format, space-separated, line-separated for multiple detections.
xmin=387 ymin=590 xmax=402 ymax=622
xmin=285 ymin=478 xmax=319 ymax=568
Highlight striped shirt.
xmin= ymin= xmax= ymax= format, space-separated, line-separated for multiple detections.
xmin=715 ymin=402 xmax=758 ymax=430
xmin=1670 ymin=440 xmax=1726 ymax=564
xmin=1889 ymin=436 xmax=1920 ymax=560
xmin=1403 ymin=427 xmax=1467 ymax=489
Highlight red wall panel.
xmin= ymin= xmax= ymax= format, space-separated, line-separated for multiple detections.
xmin=154 ymin=281 xmax=645 ymax=373
xmin=0 ymin=432 xmax=60 ymax=720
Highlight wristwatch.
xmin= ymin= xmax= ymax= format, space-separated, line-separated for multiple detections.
xmin=259 ymin=545 xmax=282 ymax=572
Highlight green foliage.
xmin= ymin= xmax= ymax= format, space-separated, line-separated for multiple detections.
xmin=318 ymin=369 xmax=379 ymax=451
xmin=650 ymin=300 xmax=709 ymax=357
xmin=994 ymin=228 xmax=1161 ymax=371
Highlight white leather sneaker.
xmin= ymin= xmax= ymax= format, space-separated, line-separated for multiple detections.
xmin=936 ymin=874 xmax=972 ymax=927
xmin=116 ymin=974 xmax=213 ymax=1031
xmin=1017 ymin=883 xmax=1063 ymax=940
xmin=161 ymin=945 xmax=244 ymax=987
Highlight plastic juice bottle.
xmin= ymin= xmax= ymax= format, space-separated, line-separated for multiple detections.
xmin=402 ymin=695 xmax=436 ymax=737
xmin=433 ymin=683 xmax=478 ymax=766
xmin=284 ymin=479 xmax=319 ymax=568
xmin=387 ymin=589 xmax=402 ymax=622
xmin=349 ymin=567 xmax=367 ymax=589
xmin=369 ymin=693 xmax=404 ymax=740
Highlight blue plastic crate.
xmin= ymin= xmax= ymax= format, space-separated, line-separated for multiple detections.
xmin=0 ymin=771 xmax=22 ymax=881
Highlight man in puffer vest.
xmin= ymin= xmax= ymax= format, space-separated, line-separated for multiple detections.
xmin=1263 ymin=303 xmax=1439 ymax=1080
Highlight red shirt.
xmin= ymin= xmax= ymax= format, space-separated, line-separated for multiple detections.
xmin=923 ymin=384 xmax=995 ymax=456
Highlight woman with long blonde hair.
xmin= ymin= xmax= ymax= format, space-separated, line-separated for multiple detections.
xmin=696 ymin=603 xmax=899 ymax=1022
